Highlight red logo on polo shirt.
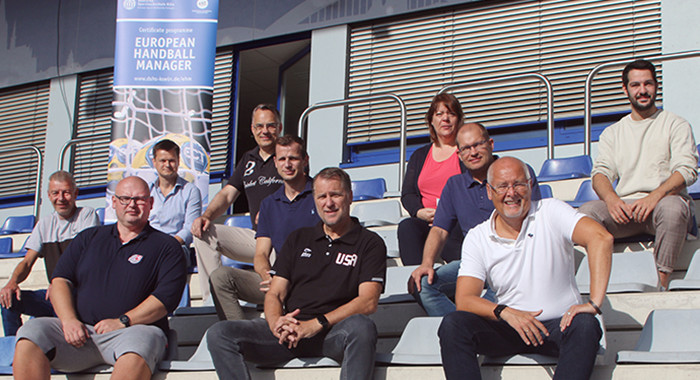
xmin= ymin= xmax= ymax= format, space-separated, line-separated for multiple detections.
xmin=128 ymin=254 xmax=143 ymax=264
xmin=335 ymin=252 xmax=358 ymax=267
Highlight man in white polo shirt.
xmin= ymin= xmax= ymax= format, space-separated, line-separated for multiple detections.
xmin=439 ymin=157 xmax=612 ymax=380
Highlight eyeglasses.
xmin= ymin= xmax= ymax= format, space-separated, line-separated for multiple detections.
xmin=458 ymin=140 xmax=489 ymax=154
xmin=114 ymin=195 xmax=150 ymax=206
xmin=253 ymin=122 xmax=280 ymax=131
xmin=488 ymin=181 xmax=530 ymax=194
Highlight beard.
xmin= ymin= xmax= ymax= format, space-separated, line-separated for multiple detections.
xmin=628 ymin=92 xmax=657 ymax=113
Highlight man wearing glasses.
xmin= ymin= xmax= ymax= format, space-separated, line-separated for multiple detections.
xmin=191 ymin=104 xmax=284 ymax=301
xmin=408 ymin=123 xmax=541 ymax=316
xmin=13 ymin=176 xmax=186 ymax=379
xmin=439 ymin=157 xmax=612 ymax=380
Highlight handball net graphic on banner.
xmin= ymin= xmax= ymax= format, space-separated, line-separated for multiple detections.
xmin=107 ymin=0 xmax=219 ymax=221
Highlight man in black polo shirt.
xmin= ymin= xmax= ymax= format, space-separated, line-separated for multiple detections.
xmin=209 ymin=135 xmax=320 ymax=321
xmin=192 ymin=104 xmax=284 ymax=302
xmin=13 ymin=176 xmax=187 ymax=380
xmin=207 ymin=167 xmax=387 ymax=379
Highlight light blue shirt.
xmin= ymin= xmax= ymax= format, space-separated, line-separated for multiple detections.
xmin=149 ymin=176 xmax=202 ymax=246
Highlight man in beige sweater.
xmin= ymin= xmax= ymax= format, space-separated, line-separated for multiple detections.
xmin=579 ymin=59 xmax=698 ymax=289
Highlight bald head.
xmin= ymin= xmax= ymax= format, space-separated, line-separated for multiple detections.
xmin=112 ymin=176 xmax=153 ymax=230
xmin=487 ymin=157 xmax=531 ymax=185
xmin=115 ymin=176 xmax=149 ymax=194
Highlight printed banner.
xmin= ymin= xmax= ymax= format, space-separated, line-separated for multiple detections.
xmin=107 ymin=0 xmax=219 ymax=221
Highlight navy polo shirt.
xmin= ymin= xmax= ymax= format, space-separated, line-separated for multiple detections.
xmin=256 ymin=178 xmax=320 ymax=254
xmin=433 ymin=164 xmax=542 ymax=236
xmin=271 ymin=218 xmax=386 ymax=320
xmin=52 ymin=224 xmax=187 ymax=333
xmin=227 ymin=147 xmax=284 ymax=229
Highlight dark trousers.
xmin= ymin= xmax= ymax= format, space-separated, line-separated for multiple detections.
xmin=1 ymin=289 xmax=54 ymax=336
xmin=398 ymin=217 xmax=462 ymax=265
xmin=438 ymin=310 xmax=601 ymax=380
xmin=207 ymin=314 xmax=377 ymax=380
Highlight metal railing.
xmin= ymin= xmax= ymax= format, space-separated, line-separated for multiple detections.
xmin=298 ymin=93 xmax=407 ymax=191
xmin=0 ymin=145 xmax=43 ymax=220
xmin=58 ymin=136 xmax=111 ymax=171
xmin=583 ymin=51 xmax=700 ymax=156
xmin=438 ymin=73 xmax=555 ymax=159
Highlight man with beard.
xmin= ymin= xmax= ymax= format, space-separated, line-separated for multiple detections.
xmin=579 ymin=59 xmax=698 ymax=289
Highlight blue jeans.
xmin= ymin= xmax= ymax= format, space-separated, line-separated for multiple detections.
xmin=1 ymin=289 xmax=54 ymax=336
xmin=414 ymin=260 xmax=460 ymax=316
xmin=438 ymin=310 xmax=601 ymax=380
xmin=207 ymin=314 xmax=377 ymax=380
xmin=415 ymin=261 xmax=496 ymax=316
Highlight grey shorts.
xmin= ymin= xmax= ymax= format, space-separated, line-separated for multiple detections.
xmin=16 ymin=317 xmax=167 ymax=374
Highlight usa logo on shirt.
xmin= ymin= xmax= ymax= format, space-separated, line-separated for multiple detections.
xmin=128 ymin=254 xmax=143 ymax=264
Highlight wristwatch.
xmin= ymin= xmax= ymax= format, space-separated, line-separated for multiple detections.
xmin=119 ymin=314 xmax=131 ymax=327
xmin=493 ymin=304 xmax=508 ymax=321
xmin=316 ymin=315 xmax=330 ymax=331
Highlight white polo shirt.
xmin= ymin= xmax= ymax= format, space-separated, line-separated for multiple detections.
xmin=459 ymin=198 xmax=584 ymax=321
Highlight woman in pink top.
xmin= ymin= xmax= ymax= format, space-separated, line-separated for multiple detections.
xmin=399 ymin=93 xmax=466 ymax=265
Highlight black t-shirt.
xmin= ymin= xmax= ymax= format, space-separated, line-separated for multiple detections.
xmin=271 ymin=218 xmax=387 ymax=320
xmin=227 ymin=146 xmax=283 ymax=228
xmin=52 ymin=224 xmax=187 ymax=333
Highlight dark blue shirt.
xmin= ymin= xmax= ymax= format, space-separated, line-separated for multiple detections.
xmin=52 ymin=224 xmax=187 ymax=333
xmin=256 ymin=179 xmax=320 ymax=253
xmin=433 ymin=164 xmax=542 ymax=236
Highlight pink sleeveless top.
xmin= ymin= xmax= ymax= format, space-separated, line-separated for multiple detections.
xmin=417 ymin=145 xmax=460 ymax=209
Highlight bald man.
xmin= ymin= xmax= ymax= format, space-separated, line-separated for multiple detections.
xmin=13 ymin=176 xmax=187 ymax=380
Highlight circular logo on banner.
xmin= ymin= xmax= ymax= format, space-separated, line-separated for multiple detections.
xmin=123 ymin=0 xmax=136 ymax=10
xmin=197 ymin=0 xmax=208 ymax=9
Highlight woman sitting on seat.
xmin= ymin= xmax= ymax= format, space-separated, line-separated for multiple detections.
xmin=398 ymin=93 xmax=465 ymax=265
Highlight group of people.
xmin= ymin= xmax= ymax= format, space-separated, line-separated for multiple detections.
xmin=1 ymin=59 xmax=696 ymax=380
xmin=401 ymin=58 xmax=696 ymax=379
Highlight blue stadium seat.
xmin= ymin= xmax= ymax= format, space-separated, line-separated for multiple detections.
xmin=617 ymin=309 xmax=700 ymax=363
xmin=221 ymin=255 xmax=253 ymax=270
xmin=539 ymin=184 xmax=553 ymax=198
xmin=95 ymin=207 xmax=105 ymax=225
xmin=224 ymin=215 xmax=253 ymax=229
xmin=351 ymin=178 xmax=386 ymax=201
xmin=178 ymin=283 xmax=191 ymax=309
xmin=566 ymin=180 xmax=598 ymax=208
xmin=0 ymin=237 xmax=24 ymax=259
xmin=219 ymin=218 xmax=255 ymax=269
xmin=687 ymin=178 xmax=700 ymax=200
xmin=0 ymin=215 xmax=35 ymax=235
xmin=537 ymin=155 xmax=593 ymax=182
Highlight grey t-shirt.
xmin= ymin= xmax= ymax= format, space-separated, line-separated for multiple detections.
xmin=24 ymin=206 xmax=100 ymax=279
